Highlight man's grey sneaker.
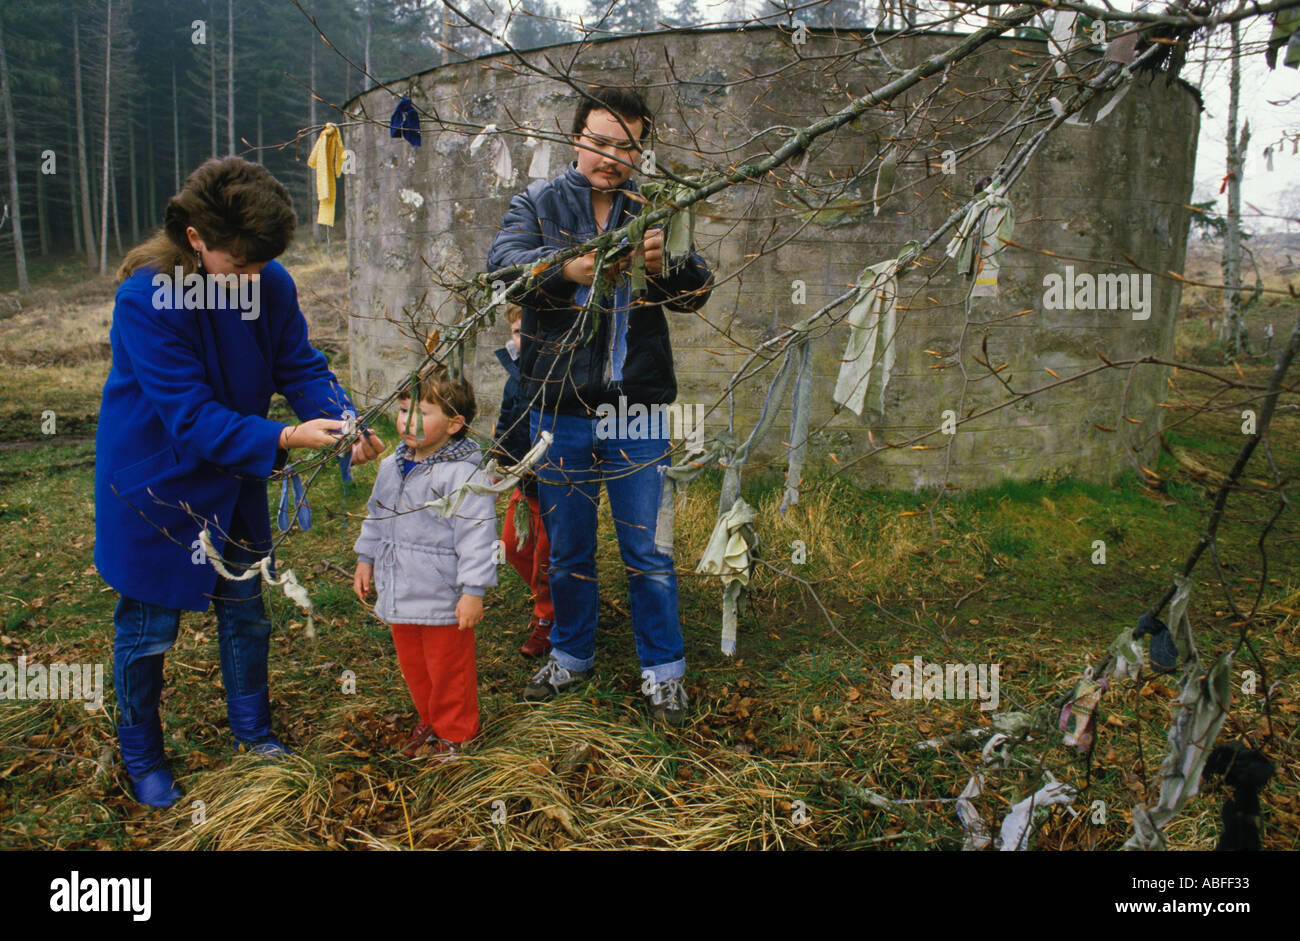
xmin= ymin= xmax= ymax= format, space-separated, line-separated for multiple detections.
xmin=522 ymin=658 xmax=590 ymax=703
xmin=643 ymin=677 xmax=690 ymax=727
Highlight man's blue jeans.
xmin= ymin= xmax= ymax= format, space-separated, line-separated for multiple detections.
xmin=112 ymin=516 xmax=274 ymax=726
xmin=529 ymin=407 xmax=685 ymax=682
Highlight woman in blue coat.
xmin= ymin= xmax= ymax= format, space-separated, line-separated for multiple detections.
xmin=95 ymin=157 xmax=384 ymax=807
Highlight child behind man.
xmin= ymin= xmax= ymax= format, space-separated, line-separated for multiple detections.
xmin=353 ymin=362 xmax=497 ymax=758
xmin=493 ymin=303 xmax=554 ymax=657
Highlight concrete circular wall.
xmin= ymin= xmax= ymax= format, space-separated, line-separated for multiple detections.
xmin=343 ymin=26 xmax=1199 ymax=490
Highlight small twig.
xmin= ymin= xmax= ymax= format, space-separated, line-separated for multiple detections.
xmin=952 ymin=580 xmax=989 ymax=611
xmin=0 ymin=745 xmax=101 ymax=765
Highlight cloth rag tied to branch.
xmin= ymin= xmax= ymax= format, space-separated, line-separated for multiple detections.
xmin=307 ymin=123 xmax=346 ymax=227
xmin=695 ymin=496 xmax=757 ymax=656
xmin=425 ymin=431 xmax=553 ymax=519
xmin=945 ymin=181 xmax=1014 ymax=297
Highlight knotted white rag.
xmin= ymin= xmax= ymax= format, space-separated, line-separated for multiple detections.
xmin=998 ymin=776 xmax=1078 ymax=851
xmin=199 ymin=527 xmax=316 ymax=637
xmin=695 ymin=496 xmax=756 ymax=655
xmin=527 ymin=139 xmax=552 ymax=179
xmin=469 ymin=123 xmax=514 ymax=187
xmin=1125 ymin=652 xmax=1233 ymax=850
xmin=832 ymin=259 xmax=899 ymax=417
xmin=425 ymin=431 xmax=553 ymax=518
xmin=945 ymin=181 xmax=1013 ymax=297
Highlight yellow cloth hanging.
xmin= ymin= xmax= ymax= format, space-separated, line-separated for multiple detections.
xmin=307 ymin=123 xmax=345 ymax=226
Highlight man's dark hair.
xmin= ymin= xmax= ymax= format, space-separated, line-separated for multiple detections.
xmin=571 ymin=87 xmax=653 ymax=143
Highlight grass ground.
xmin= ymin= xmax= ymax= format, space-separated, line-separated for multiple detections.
xmin=0 ymin=237 xmax=1297 ymax=850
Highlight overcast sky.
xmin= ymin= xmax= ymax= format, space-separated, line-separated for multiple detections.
xmin=1191 ymin=17 xmax=1299 ymax=232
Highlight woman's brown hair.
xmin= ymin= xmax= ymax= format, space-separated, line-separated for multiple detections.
xmin=116 ymin=156 xmax=297 ymax=282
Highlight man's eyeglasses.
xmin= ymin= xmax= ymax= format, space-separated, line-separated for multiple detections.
xmin=580 ymin=128 xmax=643 ymax=155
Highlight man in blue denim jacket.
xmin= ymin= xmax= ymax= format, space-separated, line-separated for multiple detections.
xmin=486 ymin=87 xmax=713 ymax=725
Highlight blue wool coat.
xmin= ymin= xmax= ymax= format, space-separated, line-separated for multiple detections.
xmin=94 ymin=260 xmax=355 ymax=611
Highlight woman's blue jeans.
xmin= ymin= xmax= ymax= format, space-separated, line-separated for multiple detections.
xmin=112 ymin=517 xmax=274 ymax=726
xmin=529 ymin=407 xmax=685 ymax=682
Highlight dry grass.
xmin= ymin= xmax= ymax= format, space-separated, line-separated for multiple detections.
xmin=147 ymin=756 xmax=333 ymax=850
xmin=398 ymin=699 xmax=817 ymax=850
xmin=123 ymin=699 xmax=821 ymax=851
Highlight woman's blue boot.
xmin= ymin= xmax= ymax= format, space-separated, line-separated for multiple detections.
xmin=117 ymin=716 xmax=183 ymax=808
xmin=226 ymin=690 xmax=293 ymax=757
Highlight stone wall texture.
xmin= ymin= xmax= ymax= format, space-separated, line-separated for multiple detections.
xmin=343 ymin=26 xmax=1199 ymax=491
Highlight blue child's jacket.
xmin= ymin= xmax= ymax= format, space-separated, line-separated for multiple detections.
xmin=94 ymin=260 xmax=354 ymax=610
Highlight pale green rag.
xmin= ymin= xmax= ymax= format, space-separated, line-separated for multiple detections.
xmin=832 ymin=259 xmax=899 ymax=417
xmin=695 ymin=496 xmax=757 ymax=655
xmin=946 ymin=182 xmax=1014 ymax=298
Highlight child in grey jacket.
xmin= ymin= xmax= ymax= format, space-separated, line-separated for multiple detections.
xmin=353 ymin=363 xmax=498 ymax=758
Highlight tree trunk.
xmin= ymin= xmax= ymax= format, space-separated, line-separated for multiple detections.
xmin=256 ymin=90 xmax=263 ymax=164
xmin=0 ymin=21 xmax=29 ymax=290
xmin=69 ymin=124 xmax=83 ymax=255
xmin=209 ymin=11 xmax=217 ymax=157
xmin=227 ymin=0 xmax=235 ymax=154
xmin=310 ymin=0 xmax=319 ymax=242
xmin=172 ymin=63 xmax=181 ymax=189
xmin=365 ymin=0 xmax=373 ymax=89
xmin=146 ymin=98 xmax=157 ymax=223
xmin=99 ymin=0 xmax=113 ymax=276
xmin=74 ymin=13 xmax=97 ymax=267
xmin=111 ymin=152 xmax=123 ymax=257
xmin=128 ymin=114 xmax=139 ymax=244
xmin=1221 ymin=21 xmax=1248 ymax=357
xmin=36 ymin=158 xmax=49 ymax=257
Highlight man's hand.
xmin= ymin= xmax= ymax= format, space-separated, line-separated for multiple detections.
xmin=563 ymin=248 xmax=638 ymax=287
xmin=561 ymin=250 xmax=600 ymax=286
xmin=350 ymin=429 xmax=386 ymax=466
xmin=353 ymin=561 xmax=373 ymax=603
xmin=641 ymin=228 xmax=665 ymax=276
xmin=456 ymin=593 xmax=484 ymax=631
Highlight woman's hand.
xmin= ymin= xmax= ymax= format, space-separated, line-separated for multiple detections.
xmin=350 ymin=429 xmax=386 ymax=466
xmin=353 ymin=561 xmax=373 ymax=603
xmin=280 ymin=418 xmax=346 ymax=450
xmin=456 ymin=593 xmax=484 ymax=631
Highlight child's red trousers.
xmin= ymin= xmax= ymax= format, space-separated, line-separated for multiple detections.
xmin=502 ymin=487 xmax=553 ymax=626
xmin=390 ymin=623 xmax=479 ymax=744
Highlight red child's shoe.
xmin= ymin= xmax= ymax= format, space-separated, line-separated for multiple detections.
xmin=520 ymin=619 xmax=553 ymax=658
xmin=401 ymin=722 xmax=436 ymax=757
xmin=426 ymin=738 xmax=462 ymax=764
